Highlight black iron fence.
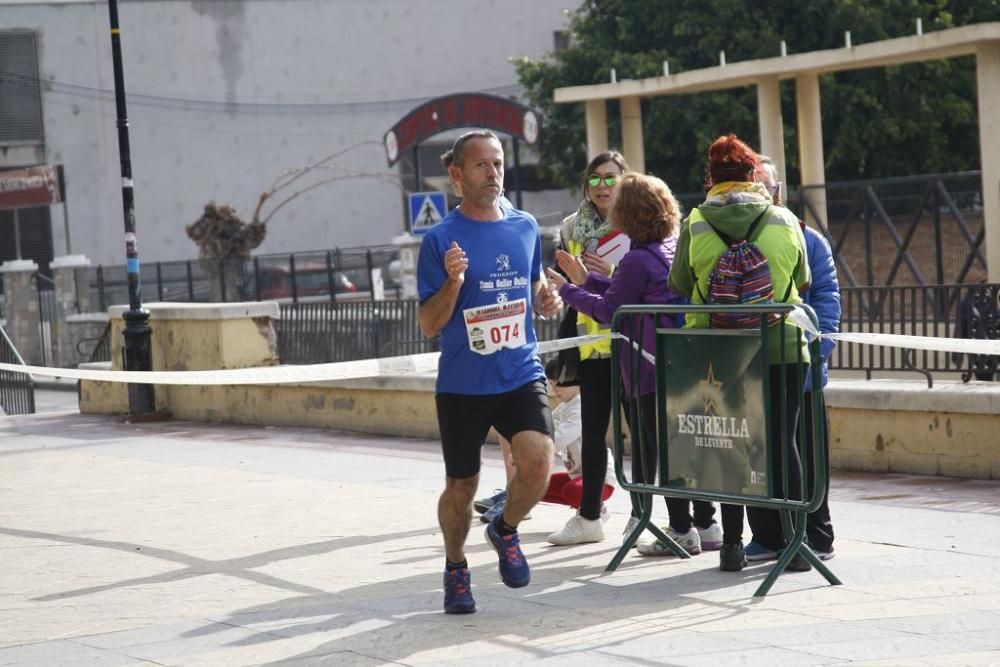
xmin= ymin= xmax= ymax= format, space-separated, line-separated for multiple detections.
xmin=833 ymin=283 xmax=999 ymax=380
xmin=276 ymin=299 xmax=562 ymax=365
xmin=679 ymin=171 xmax=988 ymax=290
xmin=36 ymin=273 xmax=57 ymax=367
xmin=277 ymin=300 xmax=427 ymax=364
xmin=88 ymin=245 xmax=403 ymax=311
xmin=792 ymin=172 xmax=986 ymax=290
xmin=0 ymin=321 xmax=34 ymax=415
xmin=77 ymin=321 xmax=111 ymax=364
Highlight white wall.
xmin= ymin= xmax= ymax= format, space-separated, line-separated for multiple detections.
xmin=1 ymin=0 xmax=577 ymax=265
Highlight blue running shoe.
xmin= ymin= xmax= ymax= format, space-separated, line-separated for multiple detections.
xmin=474 ymin=489 xmax=507 ymax=514
xmin=745 ymin=539 xmax=778 ymax=562
xmin=485 ymin=516 xmax=530 ymax=588
xmin=443 ymin=567 xmax=476 ymax=614
xmin=480 ymin=498 xmax=505 ymax=523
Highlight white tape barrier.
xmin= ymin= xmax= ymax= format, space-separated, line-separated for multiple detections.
xmin=0 ymin=335 xmax=607 ymax=385
xmin=827 ymin=331 xmax=1000 ymax=356
xmin=786 ymin=305 xmax=1000 ymax=357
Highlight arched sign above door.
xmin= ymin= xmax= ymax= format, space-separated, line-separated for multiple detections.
xmin=384 ymin=93 xmax=540 ymax=166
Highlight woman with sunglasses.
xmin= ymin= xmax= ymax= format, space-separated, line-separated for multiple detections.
xmin=547 ymin=173 xmax=720 ymax=557
xmin=544 ymin=151 xmax=628 ymax=546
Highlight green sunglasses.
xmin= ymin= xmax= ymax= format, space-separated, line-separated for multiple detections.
xmin=587 ymin=174 xmax=619 ymax=188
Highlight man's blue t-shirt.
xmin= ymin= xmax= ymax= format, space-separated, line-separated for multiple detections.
xmin=417 ymin=207 xmax=545 ymax=395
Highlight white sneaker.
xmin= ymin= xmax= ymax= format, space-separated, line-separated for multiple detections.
xmin=600 ymin=504 xmax=610 ymax=523
xmin=622 ymin=515 xmax=642 ymax=549
xmin=547 ymin=514 xmax=605 ymax=546
xmin=636 ymin=526 xmax=702 ymax=556
xmin=697 ymin=523 xmax=723 ymax=551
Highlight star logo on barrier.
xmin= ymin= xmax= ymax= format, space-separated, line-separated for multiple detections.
xmin=698 ymin=362 xmax=724 ymax=415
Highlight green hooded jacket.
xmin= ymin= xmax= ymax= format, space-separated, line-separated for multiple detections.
xmin=669 ymin=184 xmax=811 ymax=365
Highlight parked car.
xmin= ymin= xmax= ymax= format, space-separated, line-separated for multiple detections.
xmin=257 ymin=264 xmax=357 ymax=299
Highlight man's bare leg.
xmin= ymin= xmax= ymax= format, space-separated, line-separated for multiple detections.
xmin=499 ymin=436 xmax=516 ymax=484
xmin=502 ymin=430 xmax=553 ymax=526
xmin=439 ymin=475 xmax=479 ymax=563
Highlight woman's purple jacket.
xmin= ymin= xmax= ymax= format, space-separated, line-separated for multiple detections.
xmin=558 ymin=237 xmax=685 ymax=397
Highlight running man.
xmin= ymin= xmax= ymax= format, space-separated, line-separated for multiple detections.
xmin=417 ymin=130 xmax=562 ymax=614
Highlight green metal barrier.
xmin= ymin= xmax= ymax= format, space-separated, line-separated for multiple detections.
xmin=608 ymin=302 xmax=841 ymax=597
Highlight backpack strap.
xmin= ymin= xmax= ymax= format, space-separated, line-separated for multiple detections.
xmin=747 ymin=206 xmax=795 ymax=302
xmin=698 ymin=205 xmax=771 ymax=246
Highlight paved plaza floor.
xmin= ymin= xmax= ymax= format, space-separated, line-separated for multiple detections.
xmin=2 ymin=404 xmax=999 ymax=666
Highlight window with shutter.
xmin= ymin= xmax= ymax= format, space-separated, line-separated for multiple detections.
xmin=0 ymin=31 xmax=44 ymax=146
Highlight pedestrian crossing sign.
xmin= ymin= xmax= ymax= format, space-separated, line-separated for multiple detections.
xmin=409 ymin=192 xmax=448 ymax=236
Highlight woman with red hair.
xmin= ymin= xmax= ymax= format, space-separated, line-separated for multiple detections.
xmin=668 ymin=134 xmax=812 ymax=572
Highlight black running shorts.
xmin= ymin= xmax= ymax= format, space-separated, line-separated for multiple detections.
xmin=435 ymin=378 xmax=554 ymax=479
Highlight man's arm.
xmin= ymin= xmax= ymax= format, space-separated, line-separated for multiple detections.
xmin=418 ymin=241 xmax=468 ymax=338
xmin=418 ymin=279 xmax=463 ymax=338
xmin=805 ymin=228 xmax=841 ymax=361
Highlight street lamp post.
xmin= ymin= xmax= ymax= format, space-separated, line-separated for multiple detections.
xmin=107 ymin=0 xmax=155 ymax=415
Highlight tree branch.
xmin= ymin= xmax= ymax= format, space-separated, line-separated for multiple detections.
xmin=260 ymin=171 xmax=407 ymax=226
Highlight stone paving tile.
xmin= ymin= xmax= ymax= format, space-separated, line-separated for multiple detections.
xmin=803 ymin=632 xmax=1000 ymax=663
xmin=857 ymin=574 xmax=1000 ymax=600
xmin=871 ymin=609 xmax=1000 ymax=635
xmin=75 ymin=619 xmax=389 ymax=665
xmin=256 ymin=649 xmax=392 ymax=666
xmin=393 ymin=627 xmax=761 ymax=667
xmin=0 ymin=638 xmax=154 ymax=666
xmin=854 ymin=650 xmax=1000 ymax=666
xmin=603 ymin=642 xmax=837 ymax=667
xmin=526 ymin=654 xmax=640 ymax=667
xmin=702 ymin=617 xmax=913 ymax=648
xmin=797 ymin=596 xmax=968 ymax=623
xmin=921 ymin=590 xmax=1000 ymax=612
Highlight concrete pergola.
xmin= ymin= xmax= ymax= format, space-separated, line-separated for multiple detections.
xmin=554 ymin=22 xmax=1000 ymax=280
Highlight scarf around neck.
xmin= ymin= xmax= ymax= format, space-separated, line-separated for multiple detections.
xmin=571 ymin=199 xmax=612 ymax=247
xmin=702 ymin=181 xmax=773 ymax=207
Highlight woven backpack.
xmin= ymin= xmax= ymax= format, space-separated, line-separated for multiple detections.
xmin=698 ymin=206 xmax=790 ymax=328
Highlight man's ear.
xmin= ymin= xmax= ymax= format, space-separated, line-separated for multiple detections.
xmin=448 ymin=164 xmax=463 ymax=197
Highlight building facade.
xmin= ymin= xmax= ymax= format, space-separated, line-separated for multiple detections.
xmin=0 ymin=0 xmax=578 ymax=268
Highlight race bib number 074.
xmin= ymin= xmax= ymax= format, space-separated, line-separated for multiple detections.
xmin=463 ymin=298 xmax=528 ymax=355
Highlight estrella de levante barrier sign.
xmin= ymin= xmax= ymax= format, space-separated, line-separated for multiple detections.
xmin=656 ymin=329 xmax=769 ymax=498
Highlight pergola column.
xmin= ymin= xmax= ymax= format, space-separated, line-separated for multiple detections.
xmin=620 ymin=96 xmax=645 ymax=174
xmin=756 ymin=76 xmax=787 ymax=187
xmin=795 ymin=73 xmax=828 ymax=229
xmin=977 ymin=41 xmax=1000 ymax=281
xmin=585 ymin=100 xmax=608 ymax=160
